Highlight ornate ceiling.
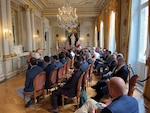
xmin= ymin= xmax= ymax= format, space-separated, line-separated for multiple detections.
xmin=12 ymin=0 xmax=107 ymax=19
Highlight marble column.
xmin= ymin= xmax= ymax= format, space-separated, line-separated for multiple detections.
xmin=24 ymin=5 xmax=32 ymax=51
xmin=6 ymin=0 xmax=14 ymax=55
xmin=31 ymin=9 xmax=36 ymax=51
xmin=0 ymin=0 xmax=10 ymax=57
xmin=41 ymin=16 xmax=44 ymax=49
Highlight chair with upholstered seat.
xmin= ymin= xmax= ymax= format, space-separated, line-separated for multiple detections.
xmin=128 ymin=75 xmax=138 ymax=96
xmin=66 ymin=60 xmax=71 ymax=74
xmin=47 ymin=68 xmax=58 ymax=94
xmin=57 ymin=65 xmax=65 ymax=83
xmin=23 ymin=71 xmax=46 ymax=110
xmin=61 ymin=72 xmax=85 ymax=110
xmin=71 ymin=57 xmax=74 ymax=68
xmin=83 ymin=66 xmax=90 ymax=89
xmin=127 ymin=64 xmax=138 ymax=96
xmin=88 ymin=63 xmax=94 ymax=86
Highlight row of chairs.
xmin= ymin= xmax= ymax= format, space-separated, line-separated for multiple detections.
xmin=23 ymin=60 xmax=94 ymax=110
xmin=62 ymin=62 xmax=94 ymax=110
xmin=46 ymin=59 xmax=72 ymax=94
xmin=23 ymin=58 xmax=73 ymax=110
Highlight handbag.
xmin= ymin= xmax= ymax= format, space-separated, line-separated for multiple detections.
xmin=79 ymin=89 xmax=87 ymax=107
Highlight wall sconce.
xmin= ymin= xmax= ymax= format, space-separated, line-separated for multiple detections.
xmin=87 ymin=33 xmax=90 ymax=37
xmin=3 ymin=29 xmax=8 ymax=38
xmin=56 ymin=34 xmax=59 ymax=37
xmin=3 ymin=29 xmax=12 ymax=40
xmin=61 ymin=37 xmax=67 ymax=41
xmin=33 ymin=34 xmax=38 ymax=41
xmin=80 ymin=37 xmax=84 ymax=41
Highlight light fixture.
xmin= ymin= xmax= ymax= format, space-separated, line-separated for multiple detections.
xmin=57 ymin=1 xmax=78 ymax=30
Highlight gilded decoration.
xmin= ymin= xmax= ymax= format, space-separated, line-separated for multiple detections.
xmin=22 ymin=5 xmax=31 ymax=11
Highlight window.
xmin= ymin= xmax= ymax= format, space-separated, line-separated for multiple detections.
xmin=94 ymin=26 xmax=98 ymax=47
xmin=109 ymin=11 xmax=116 ymax=52
xmin=141 ymin=0 xmax=148 ymax=4
xmin=138 ymin=0 xmax=148 ymax=63
xmin=100 ymin=21 xmax=104 ymax=48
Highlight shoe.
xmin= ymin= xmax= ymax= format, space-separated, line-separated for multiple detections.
xmin=91 ymin=85 xmax=97 ymax=89
xmin=48 ymin=108 xmax=58 ymax=113
xmin=25 ymin=99 xmax=33 ymax=108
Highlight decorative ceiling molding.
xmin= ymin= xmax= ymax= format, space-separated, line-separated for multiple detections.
xmin=11 ymin=0 xmax=108 ymax=20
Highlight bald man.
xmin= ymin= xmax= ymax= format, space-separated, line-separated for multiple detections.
xmin=75 ymin=77 xmax=139 ymax=113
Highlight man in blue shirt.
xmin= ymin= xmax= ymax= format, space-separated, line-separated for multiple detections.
xmin=17 ymin=57 xmax=43 ymax=108
xmin=75 ymin=77 xmax=139 ymax=113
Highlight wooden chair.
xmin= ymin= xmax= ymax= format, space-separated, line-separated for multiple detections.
xmin=70 ymin=57 xmax=74 ymax=68
xmin=46 ymin=68 xmax=58 ymax=94
xmin=63 ymin=63 xmax=67 ymax=75
xmin=88 ymin=63 xmax=94 ymax=86
xmin=61 ymin=72 xmax=85 ymax=110
xmin=83 ymin=66 xmax=90 ymax=89
xmin=23 ymin=71 xmax=46 ymax=110
xmin=66 ymin=60 xmax=71 ymax=74
xmin=128 ymin=75 xmax=138 ymax=96
xmin=57 ymin=65 xmax=65 ymax=83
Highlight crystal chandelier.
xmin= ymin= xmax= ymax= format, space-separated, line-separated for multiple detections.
xmin=57 ymin=2 xmax=78 ymax=30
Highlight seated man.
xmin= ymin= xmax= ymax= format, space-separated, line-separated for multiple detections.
xmin=52 ymin=55 xmax=63 ymax=68
xmin=102 ymin=54 xmax=118 ymax=75
xmin=17 ymin=57 xmax=43 ymax=108
xmin=48 ymin=61 xmax=82 ymax=113
xmin=43 ymin=56 xmax=56 ymax=89
xmin=75 ymin=77 xmax=139 ymax=113
xmin=91 ymin=57 xmax=128 ymax=101
xmin=94 ymin=50 xmax=112 ymax=75
xmin=59 ymin=52 xmax=67 ymax=64
xmin=85 ymin=52 xmax=93 ymax=65
xmin=76 ymin=55 xmax=89 ymax=73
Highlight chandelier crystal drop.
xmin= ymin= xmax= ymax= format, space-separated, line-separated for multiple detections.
xmin=57 ymin=3 xmax=78 ymax=30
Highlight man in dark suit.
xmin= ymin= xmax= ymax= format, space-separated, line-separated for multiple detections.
xmin=43 ymin=56 xmax=56 ymax=89
xmin=76 ymin=55 xmax=89 ymax=73
xmin=53 ymin=55 xmax=63 ymax=68
xmin=91 ymin=57 xmax=128 ymax=101
xmin=94 ymin=50 xmax=112 ymax=75
xmin=102 ymin=54 xmax=118 ymax=75
xmin=17 ymin=57 xmax=43 ymax=108
xmin=59 ymin=52 xmax=67 ymax=64
xmin=75 ymin=77 xmax=139 ymax=113
xmin=85 ymin=52 xmax=93 ymax=65
xmin=48 ymin=62 xmax=82 ymax=113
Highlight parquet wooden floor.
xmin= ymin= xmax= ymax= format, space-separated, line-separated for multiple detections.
xmin=0 ymin=71 xmax=150 ymax=113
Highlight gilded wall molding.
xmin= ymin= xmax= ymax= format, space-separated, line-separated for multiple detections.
xmin=22 ymin=5 xmax=31 ymax=11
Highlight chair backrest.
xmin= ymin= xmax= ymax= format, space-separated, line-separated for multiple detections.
xmin=63 ymin=63 xmax=67 ymax=74
xmin=128 ymin=75 xmax=138 ymax=96
xmin=66 ymin=60 xmax=71 ymax=73
xmin=89 ymin=63 xmax=94 ymax=76
xmin=49 ymin=68 xmax=58 ymax=85
xmin=71 ymin=57 xmax=74 ymax=68
xmin=83 ymin=67 xmax=90 ymax=89
xmin=33 ymin=71 xmax=46 ymax=92
xmin=57 ymin=65 xmax=65 ymax=82
xmin=76 ymin=73 xmax=85 ymax=97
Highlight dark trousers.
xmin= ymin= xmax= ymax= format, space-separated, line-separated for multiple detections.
xmin=51 ymin=88 xmax=62 ymax=109
xmin=94 ymin=80 xmax=108 ymax=100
